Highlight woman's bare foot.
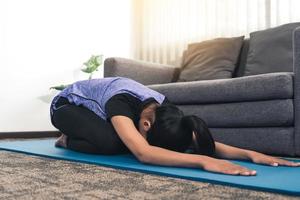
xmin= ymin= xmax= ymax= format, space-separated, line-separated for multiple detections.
xmin=55 ymin=134 xmax=68 ymax=148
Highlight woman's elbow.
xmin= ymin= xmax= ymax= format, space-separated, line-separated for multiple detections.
xmin=137 ymin=154 xmax=148 ymax=164
xmin=136 ymin=146 xmax=151 ymax=164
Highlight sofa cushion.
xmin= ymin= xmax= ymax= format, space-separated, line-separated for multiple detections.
xmin=177 ymin=36 xmax=244 ymax=82
xmin=177 ymin=99 xmax=293 ymax=128
xmin=244 ymin=22 xmax=300 ymax=76
xmin=233 ymin=39 xmax=250 ymax=77
xmin=148 ymin=72 xmax=293 ymax=104
xmin=210 ymin=127 xmax=294 ymax=156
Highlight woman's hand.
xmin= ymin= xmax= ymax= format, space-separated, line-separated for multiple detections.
xmin=248 ymin=151 xmax=300 ymax=167
xmin=202 ymin=157 xmax=257 ymax=176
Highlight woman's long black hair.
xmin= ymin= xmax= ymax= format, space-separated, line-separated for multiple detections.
xmin=146 ymin=104 xmax=215 ymax=156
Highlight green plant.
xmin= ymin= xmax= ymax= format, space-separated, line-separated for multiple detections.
xmin=50 ymin=55 xmax=103 ymax=91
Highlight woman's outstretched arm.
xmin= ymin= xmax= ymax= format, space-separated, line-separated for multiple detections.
xmin=214 ymin=141 xmax=300 ymax=167
xmin=111 ymin=116 xmax=256 ymax=176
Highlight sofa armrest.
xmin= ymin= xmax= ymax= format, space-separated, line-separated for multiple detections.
xmin=104 ymin=57 xmax=180 ymax=85
xmin=293 ymin=27 xmax=300 ymax=155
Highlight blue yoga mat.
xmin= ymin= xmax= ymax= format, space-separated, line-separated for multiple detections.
xmin=0 ymin=139 xmax=299 ymax=196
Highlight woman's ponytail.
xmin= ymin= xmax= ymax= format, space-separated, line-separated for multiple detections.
xmin=181 ymin=115 xmax=215 ymax=156
xmin=146 ymin=104 xmax=215 ymax=155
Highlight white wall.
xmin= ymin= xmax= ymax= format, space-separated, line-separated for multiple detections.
xmin=0 ymin=0 xmax=133 ymax=132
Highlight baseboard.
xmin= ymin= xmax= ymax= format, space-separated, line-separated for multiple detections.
xmin=0 ymin=131 xmax=60 ymax=139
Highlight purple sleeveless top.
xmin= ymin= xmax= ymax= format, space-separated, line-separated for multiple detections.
xmin=50 ymin=77 xmax=166 ymax=121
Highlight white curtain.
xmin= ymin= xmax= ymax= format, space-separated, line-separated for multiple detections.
xmin=132 ymin=0 xmax=300 ymax=65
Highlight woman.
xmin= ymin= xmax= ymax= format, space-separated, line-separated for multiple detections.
xmin=50 ymin=77 xmax=300 ymax=176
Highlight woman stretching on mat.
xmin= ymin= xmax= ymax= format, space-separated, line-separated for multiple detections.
xmin=50 ymin=77 xmax=300 ymax=176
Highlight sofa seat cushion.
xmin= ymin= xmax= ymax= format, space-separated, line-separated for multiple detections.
xmin=148 ymin=72 xmax=293 ymax=104
xmin=177 ymin=99 xmax=293 ymax=128
xmin=210 ymin=127 xmax=294 ymax=156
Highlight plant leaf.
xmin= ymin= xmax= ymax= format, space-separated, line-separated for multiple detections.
xmin=50 ymin=84 xmax=70 ymax=91
xmin=81 ymin=55 xmax=103 ymax=74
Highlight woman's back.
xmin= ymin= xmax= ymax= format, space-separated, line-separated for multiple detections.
xmin=50 ymin=77 xmax=166 ymax=121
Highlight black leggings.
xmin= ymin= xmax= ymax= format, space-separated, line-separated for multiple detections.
xmin=51 ymin=97 xmax=130 ymax=155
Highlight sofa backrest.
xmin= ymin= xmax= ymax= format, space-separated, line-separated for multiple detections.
xmin=233 ymin=39 xmax=249 ymax=77
xmin=233 ymin=23 xmax=300 ymax=78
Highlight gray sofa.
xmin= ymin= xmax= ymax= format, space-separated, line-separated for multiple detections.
xmin=104 ymin=25 xmax=300 ymax=157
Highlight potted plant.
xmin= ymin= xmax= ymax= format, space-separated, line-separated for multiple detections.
xmin=50 ymin=55 xmax=103 ymax=91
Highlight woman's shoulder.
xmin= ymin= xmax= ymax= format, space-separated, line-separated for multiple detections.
xmin=105 ymin=93 xmax=141 ymax=128
xmin=162 ymin=97 xmax=172 ymax=105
